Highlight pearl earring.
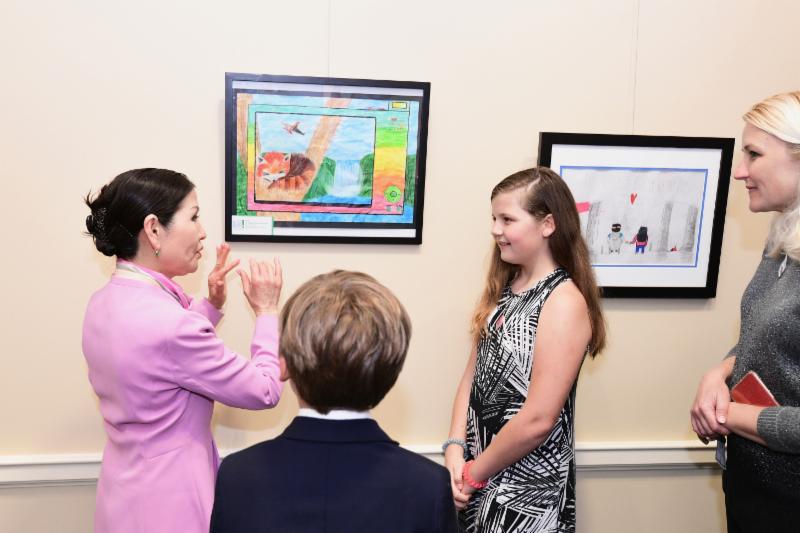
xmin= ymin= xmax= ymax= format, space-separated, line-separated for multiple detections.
xmin=155 ymin=249 xmax=160 ymax=258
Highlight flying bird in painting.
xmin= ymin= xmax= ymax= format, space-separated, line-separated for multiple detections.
xmin=282 ymin=121 xmax=305 ymax=135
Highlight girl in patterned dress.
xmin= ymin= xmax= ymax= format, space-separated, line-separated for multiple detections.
xmin=444 ymin=167 xmax=606 ymax=533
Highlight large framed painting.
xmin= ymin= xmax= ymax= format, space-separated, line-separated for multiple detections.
xmin=224 ymin=73 xmax=430 ymax=244
xmin=539 ymin=132 xmax=735 ymax=298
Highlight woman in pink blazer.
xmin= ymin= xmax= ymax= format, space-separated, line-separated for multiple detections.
xmin=82 ymin=168 xmax=284 ymax=533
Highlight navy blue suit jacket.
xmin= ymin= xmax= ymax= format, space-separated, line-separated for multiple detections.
xmin=210 ymin=416 xmax=458 ymax=533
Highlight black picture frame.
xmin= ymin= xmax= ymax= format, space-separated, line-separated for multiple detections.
xmin=538 ymin=132 xmax=734 ymax=298
xmin=224 ymin=72 xmax=430 ymax=244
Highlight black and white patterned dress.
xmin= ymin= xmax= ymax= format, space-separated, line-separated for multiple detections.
xmin=461 ymin=268 xmax=578 ymax=533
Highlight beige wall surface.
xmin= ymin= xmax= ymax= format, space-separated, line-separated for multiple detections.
xmin=1 ymin=0 xmax=798 ymax=530
xmin=0 ymin=469 xmax=725 ymax=533
xmin=0 ymin=470 xmax=725 ymax=533
xmin=0 ymin=484 xmax=96 ymax=532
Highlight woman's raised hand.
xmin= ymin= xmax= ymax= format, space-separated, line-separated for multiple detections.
xmin=207 ymin=243 xmax=241 ymax=310
xmin=237 ymin=258 xmax=283 ymax=316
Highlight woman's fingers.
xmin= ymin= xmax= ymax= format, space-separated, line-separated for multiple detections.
xmin=261 ymin=258 xmax=272 ymax=281
xmin=690 ymin=368 xmax=732 ymax=442
xmin=237 ymin=258 xmax=282 ymax=315
xmin=237 ymin=268 xmax=251 ymax=295
xmin=214 ymin=258 xmax=240 ymax=283
xmin=704 ymin=391 xmax=730 ymax=435
xmin=215 ymin=243 xmax=229 ymax=267
xmin=249 ymin=258 xmax=261 ymax=283
xmin=691 ymin=398 xmax=728 ymax=441
xmin=692 ymin=403 xmax=715 ymax=438
xmin=690 ymin=414 xmax=710 ymax=443
xmin=453 ymin=487 xmax=470 ymax=510
xmin=273 ymin=257 xmax=283 ymax=284
xmin=714 ymin=391 xmax=730 ymax=425
xmin=210 ymin=244 xmax=238 ymax=282
xmin=257 ymin=258 xmax=270 ymax=282
xmin=249 ymin=258 xmax=281 ymax=287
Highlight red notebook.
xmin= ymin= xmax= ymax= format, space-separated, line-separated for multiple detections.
xmin=730 ymin=371 xmax=779 ymax=407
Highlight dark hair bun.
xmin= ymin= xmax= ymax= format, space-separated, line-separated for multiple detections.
xmin=85 ymin=206 xmax=119 ymax=257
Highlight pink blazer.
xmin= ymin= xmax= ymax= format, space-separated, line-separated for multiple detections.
xmin=82 ymin=274 xmax=283 ymax=533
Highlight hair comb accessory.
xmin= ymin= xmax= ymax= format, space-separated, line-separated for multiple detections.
xmin=87 ymin=207 xmax=109 ymax=238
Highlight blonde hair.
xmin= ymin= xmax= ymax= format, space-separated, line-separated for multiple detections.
xmin=279 ymin=270 xmax=411 ymax=413
xmin=470 ymin=167 xmax=606 ymax=357
xmin=743 ymin=91 xmax=800 ymax=260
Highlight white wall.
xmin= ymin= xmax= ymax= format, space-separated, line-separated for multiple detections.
xmin=3 ymin=0 xmax=798 ymax=531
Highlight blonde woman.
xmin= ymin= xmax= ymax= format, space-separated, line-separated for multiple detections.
xmin=691 ymin=91 xmax=800 ymax=532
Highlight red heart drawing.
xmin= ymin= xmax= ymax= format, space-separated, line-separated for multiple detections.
xmin=630 ymin=193 xmax=638 ymax=204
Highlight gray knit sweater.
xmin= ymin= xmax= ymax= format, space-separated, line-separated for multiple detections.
xmin=726 ymin=252 xmax=800 ymax=487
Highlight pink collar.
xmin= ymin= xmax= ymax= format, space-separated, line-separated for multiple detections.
xmin=116 ymin=260 xmax=191 ymax=309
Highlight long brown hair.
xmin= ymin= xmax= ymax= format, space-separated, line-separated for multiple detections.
xmin=470 ymin=167 xmax=606 ymax=357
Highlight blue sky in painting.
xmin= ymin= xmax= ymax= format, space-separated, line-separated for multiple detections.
xmin=250 ymin=92 xmax=419 ymax=155
xmin=255 ymin=113 xmax=375 ymax=160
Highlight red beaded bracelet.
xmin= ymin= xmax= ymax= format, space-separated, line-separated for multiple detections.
xmin=462 ymin=460 xmax=488 ymax=490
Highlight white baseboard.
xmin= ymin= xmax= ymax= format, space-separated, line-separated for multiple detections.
xmin=0 ymin=440 xmax=718 ymax=489
xmin=408 ymin=440 xmax=718 ymax=471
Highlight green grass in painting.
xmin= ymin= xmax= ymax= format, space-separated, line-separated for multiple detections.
xmin=405 ymin=155 xmax=416 ymax=205
xmin=358 ymin=154 xmax=375 ymax=197
xmin=236 ymin=156 xmax=256 ymax=216
xmin=303 ymin=157 xmax=337 ymax=200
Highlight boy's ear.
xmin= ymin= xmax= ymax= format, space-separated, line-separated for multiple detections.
xmin=279 ymin=355 xmax=290 ymax=382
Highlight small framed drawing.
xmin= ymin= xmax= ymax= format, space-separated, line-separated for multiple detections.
xmin=538 ymin=132 xmax=735 ymax=298
xmin=224 ymin=72 xmax=430 ymax=244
